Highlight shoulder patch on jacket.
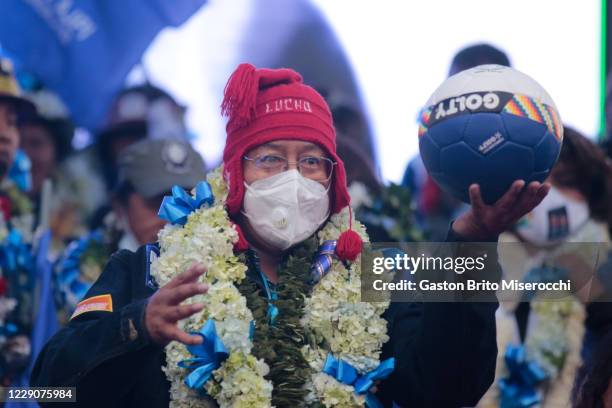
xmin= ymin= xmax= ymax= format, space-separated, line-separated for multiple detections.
xmin=71 ymin=294 xmax=113 ymax=319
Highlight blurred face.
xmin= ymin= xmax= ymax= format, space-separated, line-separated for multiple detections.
xmin=118 ymin=192 xmax=167 ymax=245
xmin=20 ymin=124 xmax=56 ymax=194
xmin=0 ymin=102 xmax=19 ymax=179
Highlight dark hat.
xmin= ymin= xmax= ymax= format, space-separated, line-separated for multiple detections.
xmin=98 ymin=84 xmax=186 ymax=142
xmin=117 ymin=138 xmax=207 ymax=199
xmin=0 ymin=58 xmax=36 ymax=118
xmin=21 ymin=89 xmax=74 ymax=162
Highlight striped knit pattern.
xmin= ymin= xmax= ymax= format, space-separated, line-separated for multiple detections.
xmin=418 ymin=107 xmax=432 ymax=137
xmin=503 ymin=94 xmax=563 ymax=140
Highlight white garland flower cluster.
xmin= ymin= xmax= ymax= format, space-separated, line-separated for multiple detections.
xmin=152 ymin=166 xmax=391 ymax=407
xmin=302 ymin=211 xmax=391 ymax=407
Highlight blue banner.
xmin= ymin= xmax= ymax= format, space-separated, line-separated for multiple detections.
xmin=7 ymin=229 xmax=55 ymax=408
xmin=0 ymin=0 xmax=206 ymax=129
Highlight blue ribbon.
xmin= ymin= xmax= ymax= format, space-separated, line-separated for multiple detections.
xmin=323 ymin=353 xmax=395 ymax=408
xmin=177 ymin=320 xmax=229 ymax=390
xmin=55 ymin=231 xmax=105 ymax=309
xmin=158 ymin=182 xmax=214 ymax=225
xmin=309 ymin=240 xmax=337 ymax=284
xmin=1 ymin=229 xmax=32 ymax=273
xmin=499 ymin=345 xmax=548 ymax=408
xmin=8 ymin=150 xmax=31 ymax=192
xmin=267 ymin=302 xmax=279 ymax=325
xmin=0 ymin=323 xmax=17 ymax=337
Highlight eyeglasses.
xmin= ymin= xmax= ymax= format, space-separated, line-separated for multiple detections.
xmin=243 ymin=154 xmax=336 ymax=182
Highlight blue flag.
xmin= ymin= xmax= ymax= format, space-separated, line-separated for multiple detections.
xmin=0 ymin=0 xmax=206 ymax=129
xmin=7 ymin=229 xmax=55 ymax=408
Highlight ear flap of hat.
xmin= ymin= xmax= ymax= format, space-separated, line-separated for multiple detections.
xmin=330 ymin=153 xmax=351 ymax=214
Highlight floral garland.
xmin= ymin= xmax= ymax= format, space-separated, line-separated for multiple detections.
xmin=349 ymin=181 xmax=422 ymax=243
xmin=478 ymin=283 xmax=584 ymax=408
xmin=151 ymin=166 xmax=392 ymax=407
xmin=54 ymin=230 xmax=111 ymax=324
xmin=0 ymin=176 xmax=35 ymax=382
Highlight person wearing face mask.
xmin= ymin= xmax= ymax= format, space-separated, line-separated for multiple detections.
xmin=479 ymin=127 xmax=612 ymax=408
xmin=513 ymin=127 xmax=612 ymax=351
xmin=31 ymin=63 xmax=549 ymax=408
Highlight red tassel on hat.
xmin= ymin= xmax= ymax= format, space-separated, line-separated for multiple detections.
xmin=221 ymin=63 xmax=259 ymax=129
xmin=335 ymin=207 xmax=363 ymax=262
xmin=232 ymin=222 xmax=250 ymax=252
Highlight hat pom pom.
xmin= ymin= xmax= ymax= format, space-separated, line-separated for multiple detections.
xmin=232 ymin=223 xmax=250 ymax=252
xmin=335 ymin=229 xmax=363 ymax=262
xmin=221 ymin=63 xmax=259 ymax=128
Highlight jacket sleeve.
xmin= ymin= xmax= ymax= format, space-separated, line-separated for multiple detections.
xmin=378 ymin=227 xmax=499 ymax=408
xmin=30 ymin=248 xmax=158 ymax=404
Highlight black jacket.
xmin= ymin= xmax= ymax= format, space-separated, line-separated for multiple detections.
xmin=31 ymin=229 xmax=499 ymax=408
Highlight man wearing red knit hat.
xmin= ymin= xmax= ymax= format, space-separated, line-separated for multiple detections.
xmin=32 ymin=64 xmax=549 ymax=408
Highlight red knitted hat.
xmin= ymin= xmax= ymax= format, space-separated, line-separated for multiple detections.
xmin=221 ymin=63 xmax=350 ymax=216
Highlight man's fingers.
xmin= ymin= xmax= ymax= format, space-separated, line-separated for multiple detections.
xmin=533 ymin=182 xmax=551 ymax=206
xmin=494 ymin=180 xmax=525 ymax=212
xmin=172 ymin=328 xmax=203 ymax=346
xmin=513 ymin=181 xmax=543 ymax=212
xmin=167 ymin=263 xmax=206 ymax=289
xmin=166 ymin=303 xmax=205 ymax=322
xmin=167 ymin=282 xmax=208 ymax=305
xmin=468 ymin=184 xmax=485 ymax=212
xmin=523 ymin=181 xmax=541 ymax=198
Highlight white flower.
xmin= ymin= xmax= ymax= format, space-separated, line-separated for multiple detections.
xmin=152 ymin=167 xmax=388 ymax=407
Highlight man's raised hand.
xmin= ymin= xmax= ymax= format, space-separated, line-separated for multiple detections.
xmin=453 ymin=180 xmax=551 ymax=240
xmin=145 ymin=263 xmax=208 ymax=346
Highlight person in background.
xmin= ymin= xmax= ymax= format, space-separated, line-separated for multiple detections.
xmin=331 ymin=103 xmax=422 ymax=242
xmin=479 ymin=126 xmax=612 ymax=408
xmin=447 ymin=43 xmax=511 ymax=77
xmin=112 ymin=138 xmax=207 ymax=251
xmin=601 ymin=79 xmax=612 ymax=156
xmin=514 ymin=127 xmax=612 ymax=356
xmin=337 ymin=135 xmax=422 ymax=243
xmin=60 ymin=83 xmax=190 ymax=228
xmin=573 ymin=329 xmax=612 ymax=408
xmin=18 ymin=87 xmax=84 ymax=249
xmin=0 ymin=57 xmax=37 ymax=386
xmin=20 ymin=89 xmax=73 ymax=203
xmin=53 ymin=138 xmax=207 ymax=324
xmin=403 ymin=43 xmax=511 ymax=240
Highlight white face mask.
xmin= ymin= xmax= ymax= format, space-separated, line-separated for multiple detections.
xmin=242 ymin=169 xmax=330 ymax=250
xmin=515 ymin=186 xmax=590 ymax=245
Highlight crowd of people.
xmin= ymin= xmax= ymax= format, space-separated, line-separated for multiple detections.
xmin=0 ymin=41 xmax=608 ymax=408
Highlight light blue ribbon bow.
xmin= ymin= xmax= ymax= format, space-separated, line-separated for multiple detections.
xmin=1 ymin=229 xmax=31 ymax=272
xmin=56 ymin=231 xmax=104 ymax=306
xmin=8 ymin=149 xmax=31 ymax=192
xmin=499 ymin=345 xmax=548 ymax=408
xmin=323 ymin=353 xmax=395 ymax=408
xmin=177 ymin=319 xmax=229 ymax=390
xmin=158 ymin=182 xmax=214 ymax=225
